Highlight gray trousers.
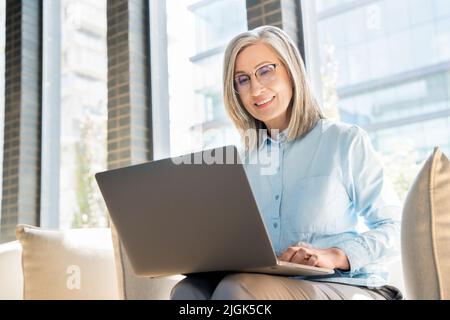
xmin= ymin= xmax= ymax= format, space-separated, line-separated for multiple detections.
xmin=170 ymin=272 xmax=387 ymax=300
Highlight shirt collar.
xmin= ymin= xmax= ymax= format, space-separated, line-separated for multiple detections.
xmin=258 ymin=127 xmax=289 ymax=151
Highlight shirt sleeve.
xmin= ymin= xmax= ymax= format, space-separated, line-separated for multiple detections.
xmin=333 ymin=125 xmax=402 ymax=275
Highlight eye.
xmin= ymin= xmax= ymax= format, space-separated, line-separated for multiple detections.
xmin=235 ymin=74 xmax=250 ymax=85
xmin=258 ymin=64 xmax=275 ymax=77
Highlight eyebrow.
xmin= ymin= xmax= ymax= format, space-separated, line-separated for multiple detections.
xmin=234 ymin=61 xmax=274 ymax=75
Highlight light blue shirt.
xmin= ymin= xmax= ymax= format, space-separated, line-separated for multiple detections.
xmin=242 ymin=119 xmax=402 ymax=287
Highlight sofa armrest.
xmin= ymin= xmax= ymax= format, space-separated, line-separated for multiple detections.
xmin=0 ymin=240 xmax=23 ymax=300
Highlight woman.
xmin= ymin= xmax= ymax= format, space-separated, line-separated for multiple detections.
xmin=171 ymin=26 xmax=402 ymax=300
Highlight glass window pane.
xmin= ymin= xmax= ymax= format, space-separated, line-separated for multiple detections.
xmin=344 ymin=7 xmax=366 ymax=45
xmin=385 ymin=0 xmax=410 ymax=34
xmin=436 ymin=16 xmax=450 ymax=62
xmin=192 ymin=0 xmax=247 ymax=54
xmin=59 ymin=0 xmax=108 ymax=229
xmin=410 ymin=23 xmax=436 ymax=67
xmin=433 ymin=0 xmax=450 ymax=19
xmin=368 ymin=37 xmax=389 ymax=79
xmin=166 ymin=0 xmax=246 ymax=157
xmin=311 ymin=0 xmax=450 ymax=201
xmin=316 ymin=0 xmax=354 ymax=13
xmin=347 ymin=43 xmax=368 ymax=84
xmin=388 ymin=30 xmax=413 ymax=74
xmin=409 ymin=0 xmax=434 ymax=26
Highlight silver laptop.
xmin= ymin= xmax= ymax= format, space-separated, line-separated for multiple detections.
xmin=95 ymin=145 xmax=334 ymax=278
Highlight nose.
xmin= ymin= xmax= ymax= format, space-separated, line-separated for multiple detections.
xmin=250 ymin=77 xmax=266 ymax=96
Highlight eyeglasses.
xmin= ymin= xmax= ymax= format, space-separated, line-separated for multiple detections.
xmin=233 ymin=63 xmax=279 ymax=95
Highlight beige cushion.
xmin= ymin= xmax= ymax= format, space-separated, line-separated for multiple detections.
xmin=0 ymin=241 xmax=23 ymax=299
xmin=110 ymin=222 xmax=180 ymax=299
xmin=16 ymin=224 xmax=119 ymax=300
xmin=401 ymin=147 xmax=450 ymax=299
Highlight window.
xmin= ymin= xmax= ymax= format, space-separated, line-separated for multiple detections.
xmin=308 ymin=0 xmax=450 ymax=201
xmin=58 ymin=0 xmax=108 ymax=228
xmin=165 ymin=0 xmax=247 ymax=157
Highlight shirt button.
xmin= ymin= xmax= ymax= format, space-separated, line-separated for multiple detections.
xmin=273 ymin=222 xmax=278 ymax=228
xmin=275 ymin=195 xmax=280 ymax=200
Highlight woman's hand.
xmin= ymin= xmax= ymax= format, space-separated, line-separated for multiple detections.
xmin=278 ymin=244 xmax=350 ymax=271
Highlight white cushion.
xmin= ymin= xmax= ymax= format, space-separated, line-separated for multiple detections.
xmin=16 ymin=224 xmax=119 ymax=300
xmin=0 ymin=240 xmax=23 ymax=299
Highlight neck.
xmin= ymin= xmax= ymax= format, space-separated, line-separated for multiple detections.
xmin=264 ymin=110 xmax=291 ymax=139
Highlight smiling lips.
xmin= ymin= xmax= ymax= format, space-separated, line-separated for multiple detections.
xmin=254 ymin=96 xmax=275 ymax=109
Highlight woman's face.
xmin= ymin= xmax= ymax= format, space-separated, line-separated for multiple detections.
xmin=234 ymin=42 xmax=293 ymax=132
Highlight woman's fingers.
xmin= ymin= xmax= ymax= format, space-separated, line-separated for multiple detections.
xmin=281 ymin=246 xmax=340 ymax=268
xmin=278 ymin=246 xmax=299 ymax=261
xmin=279 ymin=246 xmax=321 ymax=267
xmin=290 ymin=247 xmax=311 ymax=264
xmin=307 ymin=254 xmax=319 ymax=266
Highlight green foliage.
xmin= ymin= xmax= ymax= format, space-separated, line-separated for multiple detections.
xmin=72 ymin=117 xmax=108 ymax=228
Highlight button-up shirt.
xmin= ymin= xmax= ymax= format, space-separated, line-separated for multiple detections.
xmin=242 ymin=119 xmax=402 ymax=287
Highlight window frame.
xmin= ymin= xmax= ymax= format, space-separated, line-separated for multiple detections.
xmin=148 ymin=0 xmax=171 ymax=160
xmin=40 ymin=0 xmax=61 ymax=229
